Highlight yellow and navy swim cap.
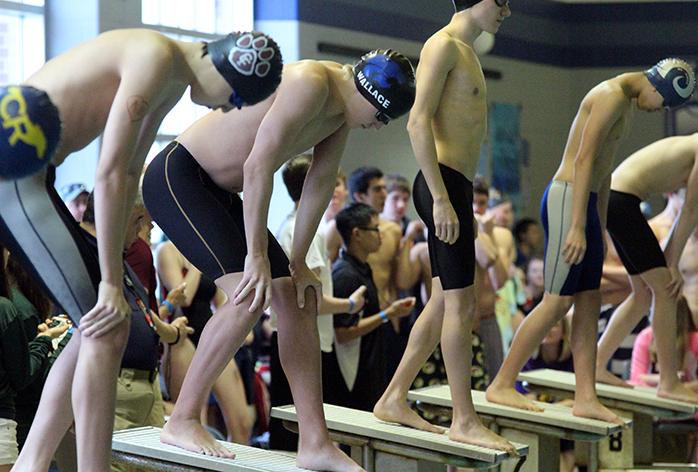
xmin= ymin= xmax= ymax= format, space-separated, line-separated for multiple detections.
xmin=645 ymin=58 xmax=696 ymax=108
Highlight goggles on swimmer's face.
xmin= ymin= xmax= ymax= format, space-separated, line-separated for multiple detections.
xmin=375 ymin=110 xmax=391 ymax=125
xmin=495 ymin=0 xmax=508 ymax=6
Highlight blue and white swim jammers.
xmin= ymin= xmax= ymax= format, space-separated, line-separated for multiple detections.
xmin=540 ymin=180 xmax=603 ymax=296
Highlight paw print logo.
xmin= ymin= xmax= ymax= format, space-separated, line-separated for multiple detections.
xmin=228 ymin=33 xmax=276 ymax=78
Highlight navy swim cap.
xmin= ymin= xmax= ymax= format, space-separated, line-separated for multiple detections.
xmin=0 ymin=85 xmax=61 ymax=180
xmin=353 ymin=49 xmax=416 ymax=120
xmin=453 ymin=0 xmax=507 ymax=11
xmin=645 ymin=58 xmax=695 ymax=108
xmin=207 ymin=31 xmax=283 ymax=109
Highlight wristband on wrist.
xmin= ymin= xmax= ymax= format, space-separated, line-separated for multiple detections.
xmin=161 ymin=300 xmax=174 ymax=314
xmin=168 ymin=327 xmax=181 ymax=346
xmin=379 ymin=310 xmax=389 ymax=323
xmin=348 ymin=298 xmax=355 ymax=313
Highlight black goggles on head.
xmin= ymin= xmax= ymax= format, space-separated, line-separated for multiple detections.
xmin=375 ymin=110 xmax=391 ymax=125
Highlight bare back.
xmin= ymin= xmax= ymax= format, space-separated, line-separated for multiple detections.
xmin=25 ymin=29 xmax=189 ymax=165
xmin=177 ymin=61 xmax=348 ymax=192
xmin=611 ymin=134 xmax=698 ymax=198
xmin=430 ymin=32 xmax=487 ymax=179
xmin=554 ymin=82 xmax=631 ymax=191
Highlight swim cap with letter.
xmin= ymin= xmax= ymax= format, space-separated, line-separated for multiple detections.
xmin=0 ymin=85 xmax=61 ymax=180
xmin=353 ymin=49 xmax=416 ymax=120
xmin=207 ymin=31 xmax=283 ymax=109
xmin=644 ymin=58 xmax=695 ymax=108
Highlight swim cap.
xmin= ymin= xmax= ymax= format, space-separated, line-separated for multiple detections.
xmin=207 ymin=31 xmax=283 ymax=109
xmin=0 ymin=85 xmax=61 ymax=180
xmin=353 ymin=49 xmax=416 ymax=121
xmin=453 ymin=0 xmax=507 ymax=11
xmin=644 ymin=58 xmax=696 ymax=108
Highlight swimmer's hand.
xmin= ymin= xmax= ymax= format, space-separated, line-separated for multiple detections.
xmin=290 ymin=261 xmax=322 ymax=311
xmin=81 ymin=282 xmax=131 ymax=337
xmin=562 ymin=226 xmax=586 ymax=265
xmin=234 ymin=254 xmax=272 ymax=312
xmin=433 ymin=197 xmax=459 ymax=244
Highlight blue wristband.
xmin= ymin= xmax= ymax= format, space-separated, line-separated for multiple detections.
xmin=161 ymin=300 xmax=174 ymax=313
xmin=348 ymin=298 xmax=355 ymax=313
xmin=379 ymin=310 xmax=389 ymax=323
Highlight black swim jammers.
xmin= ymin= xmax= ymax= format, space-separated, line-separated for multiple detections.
xmin=142 ymin=141 xmax=291 ymax=281
xmin=413 ymin=163 xmax=475 ymax=290
xmin=607 ymin=190 xmax=666 ymax=275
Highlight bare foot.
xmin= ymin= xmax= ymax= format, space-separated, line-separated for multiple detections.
xmin=485 ymin=385 xmax=544 ymax=412
xmin=297 ymin=441 xmax=365 ymax=472
xmin=596 ymin=368 xmax=633 ymax=388
xmin=449 ymin=420 xmax=518 ymax=456
xmin=658 ymin=383 xmax=698 ymax=404
xmin=373 ymin=395 xmax=446 ymax=434
xmin=161 ymin=418 xmax=235 ymax=458
xmin=572 ymin=399 xmax=625 ymax=426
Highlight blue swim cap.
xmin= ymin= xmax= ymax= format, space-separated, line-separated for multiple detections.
xmin=354 ymin=49 xmax=416 ymax=120
xmin=207 ymin=31 xmax=283 ymax=109
xmin=645 ymin=58 xmax=696 ymax=108
xmin=0 ymin=85 xmax=61 ymax=180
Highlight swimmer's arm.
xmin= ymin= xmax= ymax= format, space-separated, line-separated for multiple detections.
xmin=243 ymin=74 xmax=328 ymax=260
xmin=597 ymin=174 xmax=612 ymax=257
xmin=570 ymin=97 xmax=623 ymax=230
xmin=292 ymin=125 xmax=348 ymax=269
xmin=562 ymin=97 xmax=623 ymax=264
xmin=597 ymin=174 xmax=612 ymax=230
xmin=407 ymin=36 xmax=456 ymax=205
xmin=94 ymin=54 xmax=171 ymax=286
xmin=324 ymin=221 xmax=342 ymax=262
xmin=83 ymin=64 xmax=170 ymax=333
xmin=664 ymin=161 xmax=698 ymax=266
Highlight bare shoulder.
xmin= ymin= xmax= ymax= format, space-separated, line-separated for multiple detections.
xmin=424 ymin=31 xmax=458 ymax=55
xmin=115 ymin=29 xmax=178 ymax=75
xmin=285 ymin=61 xmax=330 ymax=92
xmin=587 ymin=82 xmax=627 ymax=112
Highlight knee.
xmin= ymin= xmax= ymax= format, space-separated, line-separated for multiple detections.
xmin=631 ymin=284 xmax=653 ymax=305
xmin=82 ymin=319 xmax=130 ymax=356
xmin=444 ymin=293 xmax=475 ymax=319
xmin=647 ymin=275 xmax=674 ymax=302
xmin=543 ymin=294 xmax=574 ymax=314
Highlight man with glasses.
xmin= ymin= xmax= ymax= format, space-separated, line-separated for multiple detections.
xmin=142 ymin=50 xmax=414 ymax=469
xmin=374 ymin=0 xmax=517 ymax=454
xmin=329 ymin=203 xmax=415 ymax=412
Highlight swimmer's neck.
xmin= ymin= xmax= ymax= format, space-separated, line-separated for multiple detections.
xmin=444 ymin=10 xmax=482 ymax=46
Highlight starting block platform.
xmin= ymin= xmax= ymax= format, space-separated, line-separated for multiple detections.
xmin=112 ymin=427 xmax=303 ymax=471
xmin=519 ymin=369 xmax=698 ymax=470
xmin=407 ymin=385 xmax=628 ymax=472
xmin=271 ymin=403 xmax=528 ymax=471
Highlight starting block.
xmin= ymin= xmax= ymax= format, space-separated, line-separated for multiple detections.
xmin=407 ymin=385 xmax=628 ymax=472
xmin=519 ymin=369 xmax=698 ymax=471
xmin=271 ymin=403 xmax=528 ymax=471
xmin=112 ymin=426 xmax=304 ymax=471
